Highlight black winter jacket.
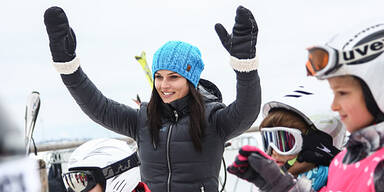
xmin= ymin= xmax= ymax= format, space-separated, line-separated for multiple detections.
xmin=60 ymin=66 xmax=261 ymax=192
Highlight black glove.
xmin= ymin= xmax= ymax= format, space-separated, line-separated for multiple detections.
xmin=48 ymin=164 xmax=66 ymax=192
xmin=215 ymin=6 xmax=258 ymax=59
xmin=44 ymin=6 xmax=76 ymax=62
xmin=227 ymin=145 xmax=295 ymax=192
xmin=297 ymin=130 xmax=340 ymax=166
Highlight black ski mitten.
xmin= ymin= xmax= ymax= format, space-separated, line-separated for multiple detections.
xmin=227 ymin=145 xmax=295 ymax=192
xmin=48 ymin=163 xmax=66 ymax=192
xmin=44 ymin=6 xmax=76 ymax=62
xmin=215 ymin=6 xmax=258 ymax=59
xmin=297 ymin=130 xmax=340 ymax=166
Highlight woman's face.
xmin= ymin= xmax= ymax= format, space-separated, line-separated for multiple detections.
xmin=154 ymin=70 xmax=189 ymax=103
xmin=328 ymin=76 xmax=374 ymax=133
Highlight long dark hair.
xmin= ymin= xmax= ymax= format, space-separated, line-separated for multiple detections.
xmin=147 ymin=81 xmax=206 ymax=151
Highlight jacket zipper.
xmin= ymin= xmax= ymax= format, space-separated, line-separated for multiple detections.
xmin=167 ymin=110 xmax=178 ymax=192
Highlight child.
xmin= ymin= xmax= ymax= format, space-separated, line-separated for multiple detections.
xmin=260 ymin=84 xmax=344 ymax=191
xmin=306 ymin=22 xmax=384 ymax=192
xmin=62 ymin=138 xmax=150 ymax=192
xmin=228 ymin=84 xmax=344 ymax=191
xmin=228 ymin=23 xmax=384 ymax=192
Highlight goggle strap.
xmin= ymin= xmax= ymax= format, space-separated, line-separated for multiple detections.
xmin=338 ymin=37 xmax=384 ymax=64
xmin=287 ymin=156 xmax=297 ymax=166
xmin=281 ymin=157 xmax=296 ymax=171
xmin=101 ymin=151 xmax=141 ymax=180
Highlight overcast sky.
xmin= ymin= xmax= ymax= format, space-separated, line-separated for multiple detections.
xmin=1 ymin=0 xmax=384 ymax=143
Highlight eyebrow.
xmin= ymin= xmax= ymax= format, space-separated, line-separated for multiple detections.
xmin=155 ymin=72 xmax=178 ymax=76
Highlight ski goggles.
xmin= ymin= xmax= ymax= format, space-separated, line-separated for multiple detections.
xmin=305 ymin=37 xmax=384 ymax=78
xmin=63 ymin=151 xmax=140 ymax=192
xmin=260 ymin=127 xmax=303 ymax=156
xmin=63 ymin=169 xmax=100 ymax=192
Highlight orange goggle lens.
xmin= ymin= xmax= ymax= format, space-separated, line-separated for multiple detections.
xmin=306 ymin=48 xmax=330 ymax=76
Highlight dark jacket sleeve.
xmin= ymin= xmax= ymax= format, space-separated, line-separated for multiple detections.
xmin=60 ymin=67 xmax=139 ymax=139
xmin=214 ymin=70 xmax=261 ymax=141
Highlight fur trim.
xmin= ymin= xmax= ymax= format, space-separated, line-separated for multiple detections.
xmin=230 ymin=55 xmax=259 ymax=72
xmin=52 ymin=57 xmax=80 ymax=74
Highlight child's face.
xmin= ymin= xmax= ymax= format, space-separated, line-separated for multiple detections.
xmin=328 ymin=76 xmax=374 ymax=133
xmin=270 ymin=149 xmax=297 ymax=167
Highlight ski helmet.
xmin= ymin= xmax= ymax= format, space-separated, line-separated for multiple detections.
xmin=65 ymin=138 xmax=141 ymax=192
xmin=306 ymin=23 xmax=384 ymax=123
xmin=262 ymin=79 xmax=346 ymax=149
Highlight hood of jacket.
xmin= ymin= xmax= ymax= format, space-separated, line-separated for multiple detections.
xmin=198 ymin=78 xmax=222 ymax=103
xmin=343 ymin=121 xmax=384 ymax=164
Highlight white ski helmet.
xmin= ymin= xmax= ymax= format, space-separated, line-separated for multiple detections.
xmin=307 ymin=22 xmax=384 ymax=123
xmin=65 ymin=138 xmax=141 ymax=192
xmin=262 ymin=79 xmax=346 ymax=149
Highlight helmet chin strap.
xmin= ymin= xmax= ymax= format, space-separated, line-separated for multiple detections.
xmin=355 ymin=77 xmax=384 ymax=124
xmin=281 ymin=157 xmax=297 ymax=172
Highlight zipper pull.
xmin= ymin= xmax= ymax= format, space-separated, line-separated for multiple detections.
xmin=200 ymin=185 xmax=204 ymax=192
xmin=173 ymin=110 xmax=179 ymax=122
xmin=152 ymin=135 xmax=157 ymax=150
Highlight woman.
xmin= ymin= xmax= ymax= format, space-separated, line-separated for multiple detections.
xmin=44 ymin=5 xmax=261 ymax=192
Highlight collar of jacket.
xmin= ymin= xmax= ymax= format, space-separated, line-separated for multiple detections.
xmin=158 ymin=78 xmax=222 ymax=123
xmin=343 ymin=121 xmax=384 ymax=163
xmin=160 ymin=95 xmax=190 ymax=123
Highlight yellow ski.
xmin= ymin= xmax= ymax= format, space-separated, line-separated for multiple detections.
xmin=135 ymin=51 xmax=153 ymax=88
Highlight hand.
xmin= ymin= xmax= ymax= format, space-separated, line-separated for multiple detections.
xmin=297 ymin=130 xmax=340 ymax=166
xmin=227 ymin=146 xmax=295 ymax=191
xmin=44 ymin=6 xmax=76 ymax=62
xmin=227 ymin=146 xmax=269 ymax=187
xmin=215 ymin=6 xmax=258 ymax=59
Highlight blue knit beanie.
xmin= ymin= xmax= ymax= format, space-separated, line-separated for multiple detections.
xmin=152 ymin=41 xmax=204 ymax=87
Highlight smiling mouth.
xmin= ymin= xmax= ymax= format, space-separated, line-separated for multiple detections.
xmin=162 ymin=92 xmax=174 ymax=96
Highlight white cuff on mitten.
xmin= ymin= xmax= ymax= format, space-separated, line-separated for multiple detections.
xmin=230 ymin=55 xmax=259 ymax=72
xmin=52 ymin=56 xmax=80 ymax=75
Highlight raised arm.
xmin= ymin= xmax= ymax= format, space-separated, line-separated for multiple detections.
xmin=43 ymin=7 xmax=138 ymax=138
xmin=214 ymin=6 xmax=261 ymax=140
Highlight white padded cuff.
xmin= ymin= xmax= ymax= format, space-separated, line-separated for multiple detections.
xmin=230 ymin=55 xmax=259 ymax=72
xmin=52 ymin=56 xmax=80 ymax=75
